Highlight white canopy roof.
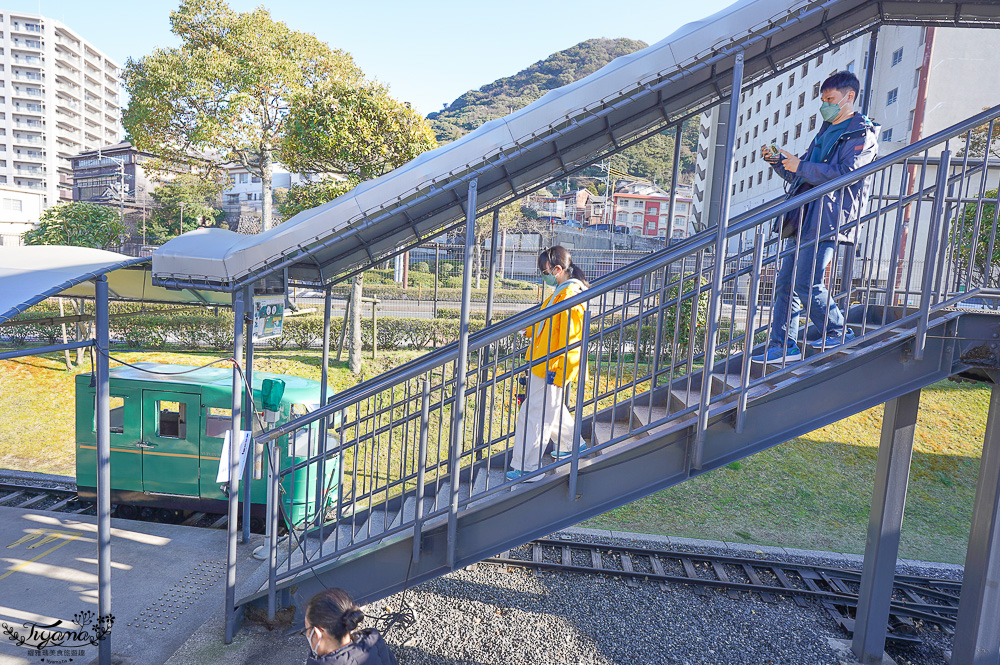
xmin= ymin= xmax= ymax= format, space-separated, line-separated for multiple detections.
xmin=0 ymin=246 xmax=230 ymax=325
xmin=150 ymin=0 xmax=1000 ymax=292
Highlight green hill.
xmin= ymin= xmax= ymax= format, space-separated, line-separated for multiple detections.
xmin=427 ymin=37 xmax=696 ymax=185
xmin=427 ymin=38 xmax=648 ymax=144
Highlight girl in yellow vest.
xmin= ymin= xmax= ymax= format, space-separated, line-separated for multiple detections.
xmin=508 ymin=246 xmax=589 ymax=482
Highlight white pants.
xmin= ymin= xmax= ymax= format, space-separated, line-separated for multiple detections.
xmin=510 ymin=373 xmax=577 ymax=472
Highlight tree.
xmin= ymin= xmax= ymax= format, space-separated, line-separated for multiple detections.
xmin=23 ymin=202 xmax=127 ymax=249
xmin=276 ymin=178 xmax=357 ymax=220
xmin=959 ymin=109 xmax=1000 ymax=160
xmin=281 ymin=81 xmax=436 ymax=180
xmin=145 ymin=176 xmax=225 ymax=243
xmin=958 ymin=188 xmax=1000 ymax=288
xmin=123 ymin=0 xmax=362 ymax=232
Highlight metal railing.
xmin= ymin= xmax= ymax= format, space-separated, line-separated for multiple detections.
xmin=253 ymin=103 xmax=1000 ymax=606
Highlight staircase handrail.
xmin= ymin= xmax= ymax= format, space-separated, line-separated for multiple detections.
xmin=258 ymin=102 xmax=1000 ymax=448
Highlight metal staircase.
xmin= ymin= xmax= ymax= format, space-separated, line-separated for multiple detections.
xmin=231 ymin=105 xmax=1000 ymax=665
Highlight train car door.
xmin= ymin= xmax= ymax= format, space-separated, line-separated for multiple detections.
xmin=76 ymin=388 xmax=142 ymax=492
xmin=140 ymin=390 xmax=201 ymax=497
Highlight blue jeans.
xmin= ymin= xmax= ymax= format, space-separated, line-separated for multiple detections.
xmin=769 ymin=239 xmax=845 ymax=347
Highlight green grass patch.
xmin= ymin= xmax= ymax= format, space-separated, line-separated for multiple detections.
xmin=582 ymin=379 xmax=988 ymax=564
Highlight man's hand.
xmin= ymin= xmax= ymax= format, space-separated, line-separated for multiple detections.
xmin=779 ymin=149 xmax=800 ymax=173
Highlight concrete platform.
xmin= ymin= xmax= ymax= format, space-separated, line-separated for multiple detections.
xmin=0 ymin=505 xmax=228 ymax=665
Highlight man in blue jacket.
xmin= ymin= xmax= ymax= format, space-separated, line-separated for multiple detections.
xmin=752 ymin=70 xmax=879 ymax=364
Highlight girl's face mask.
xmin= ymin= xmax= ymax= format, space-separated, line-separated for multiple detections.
xmin=306 ymin=627 xmax=320 ymax=658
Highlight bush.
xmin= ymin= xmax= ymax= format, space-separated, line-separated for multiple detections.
xmin=413 ymin=262 xmax=430 ymax=273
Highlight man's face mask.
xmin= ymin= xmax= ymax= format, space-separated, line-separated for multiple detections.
xmin=820 ymin=91 xmax=854 ymax=122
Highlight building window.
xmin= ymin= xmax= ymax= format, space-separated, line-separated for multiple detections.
xmin=756 ymin=100 xmax=761 ymax=113
xmin=913 ymin=67 xmax=921 ymax=88
xmin=782 ymin=131 xmax=789 ymax=145
xmin=227 ymin=193 xmax=239 ymax=204
xmin=920 ymin=27 xmax=927 ymax=45
xmin=631 ymin=213 xmax=642 ymax=223
xmin=887 ymin=88 xmax=898 ymax=105
xmin=809 ymin=115 xmax=816 ymax=131
xmin=908 ymin=110 xmax=915 ymax=132
xmin=753 ymin=125 xmax=758 ymax=138
xmin=812 ymin=82 xmax=820 ymax=99
xmin=768 ymin=169 xmax=773 ymax=180
xmin=794 ymin=123 xmax=802 ymax=139
xmin=816 ymin=53 xmax=823 ymax=66
xmin=763 ymin=118 xmax=768 ymax=131
xmin=802 ymin=62 xmax=808 ymax=76
xmin=766 ymin=92 xmax=771 ymax=104
xmin=785 ymin=102 xmax=792 ymax=118
xmin=739 ymin=114 xmax=743 ymax=126
xmin=742 ymin=156 xmax=746 ymax=168
xmin=797 ymin=92 xmax=805 ymax=109
xmin=758 ymin=171 xmax=763 ymax=185
xmin=736 ymin=137 xmax=741 ymax=149
xmin=892 ymin=48 xmax=903 ymax=67
xmin=847 ymin=60 xmax=855 ymax=73
xmin=2 ymin=198 xmax=22 ymax=211
xmin=251 ymin=176 xmax=260 ymax=183
xmin=617 ymin=212 xmax=627 ymax=223
xmin=747 ymin=106 xmax=752 ymax=119
xmin=882 ymin=129 xmax=893 ymax=142
xmin=776 ymin=83 xmax=782 ymax=96
xmin=773 ymin=111 xmax=779 ymax=124
xmin=739 ymin=180 xmax=744 ymax=192
xmin=789 ymin=73 xmax=795 ymax=87
xmin=732 ymin=184 xmax=736 ymax=196
xmin=745 ymin=131 xmax=749 ymax=144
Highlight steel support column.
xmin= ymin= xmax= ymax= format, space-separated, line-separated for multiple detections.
xmin=862 ymin=27 xmax=879 ymax=117
xmin=953 ymin=385 xmax=1000 ymax=665
xmin=852 ymin=389 xmax=920 ymax=664
xmin=225 ymin=290 xmax=245 ymax=643
xmin=242 ymin=285 xmax=254 ymax=544
xmin=448 ymin=178 xmax=477 ymax=569
xmin=94 ymin=276 xmax=112 ymax=665
xmin=695 ymin=51 xmax=743 ymax=466
xmin=485 ymin=209 xmax=500 ymax=327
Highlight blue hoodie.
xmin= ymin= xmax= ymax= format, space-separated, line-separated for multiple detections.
xmin=770 ymin=112 xmax=880 ymax=243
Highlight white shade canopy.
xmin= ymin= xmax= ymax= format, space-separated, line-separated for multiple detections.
xmin=0 ymin=245 xmax=230 ymax=325
xmin=141 ymin=0 xmax=998 ymax=292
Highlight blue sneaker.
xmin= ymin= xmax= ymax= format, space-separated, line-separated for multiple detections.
xmin=807 ymin=328 xmax=855 ymax=349
xmin=751 ymin=343 xmax=802 ymax=364
xmin=551 ymin=444 xmax=588 ymax=460
xmin=505 ymin=469 xmax=544 ymax=483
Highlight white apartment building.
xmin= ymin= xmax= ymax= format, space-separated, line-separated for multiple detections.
xmin=0 ymin=11 xmax=121 ymax=207
xmin=694 ymin=26 xmax=1000 ymax=239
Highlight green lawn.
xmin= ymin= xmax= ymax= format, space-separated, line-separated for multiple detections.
xmin=0 ymin=348 xmax=987 ymax=564
xmin=581 ymin=379 xmax=989 ymax=564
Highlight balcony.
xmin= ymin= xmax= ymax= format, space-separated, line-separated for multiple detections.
xmin=13 ymin=73 xmax=44 ymax=82
xmin=54 ymin=35 xmax=81 ymax=52
xmin=15 ymin=88 xmax=44 ymax=99
xmin=58 ymin=99 xmax=80 ymax=110
xmin=12 ymin=56 xmax=43 ymax=67
xmin=14 ymin=135 xmax=44 ymax=146
xmin=14 ymin=120 xmax=43 ymax=129
xmin=15 ymin=104 xmax=44 ymax=114
xmin=15 ymin=166 xmax=44 ymax=175
xmin=14 ymin=180 xmax=44 ymax=190
xmin=15 ymin=152 xmax=45 ymax=162
xmin=13 ymin=40 xmax=43 ymax=50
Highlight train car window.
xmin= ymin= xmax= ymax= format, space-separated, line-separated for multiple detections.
xmin=92 ymin=395 xmax=127 ymax=434
xmin=205 ymin=407 xmax=232 ymax=439
xmin=157 ymin=401 xmax=186 ymax=439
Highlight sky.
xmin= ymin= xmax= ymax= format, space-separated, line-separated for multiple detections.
xmin=8 ymin=0 xmax=736 ymax=117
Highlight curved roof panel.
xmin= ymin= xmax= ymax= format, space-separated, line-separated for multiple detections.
xmin=150 ymin=0 xmax=1000 ymax=292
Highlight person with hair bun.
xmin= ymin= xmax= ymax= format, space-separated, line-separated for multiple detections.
xmin=507 ymin=245 xmax=590 ymax=482
xmin=304 ymin=588 xmax=397 ymax=665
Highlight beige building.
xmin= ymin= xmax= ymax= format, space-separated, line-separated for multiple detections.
xmin=0 ymin=11 xmax=121 ymax=208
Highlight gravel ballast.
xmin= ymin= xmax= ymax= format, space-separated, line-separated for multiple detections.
xmin=171 ymin=529 xmax=956 ymax=665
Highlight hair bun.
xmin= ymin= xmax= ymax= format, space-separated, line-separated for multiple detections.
xmin=341 ymin=607 xmax=364 ymax=633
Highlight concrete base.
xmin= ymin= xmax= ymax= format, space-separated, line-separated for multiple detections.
xmin=826 ymin=638 xmax=899 ymax=665
xmin=0 ymin=505 xmax=230 ymax=665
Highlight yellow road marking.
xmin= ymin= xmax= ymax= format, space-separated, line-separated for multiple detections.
xmin=0 ymin=533 xmax=81 ymax=582
xmin=7 ymin=533 xmax=43 ymax=549
xmin=27 ymin=534 xmax=64 ymax=550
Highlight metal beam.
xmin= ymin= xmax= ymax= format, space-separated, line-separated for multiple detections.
xmin=94 ymin=276 xmax=111 ymax=665
xmin=448 ymin=178 xmax=478 ymax=570
xmin=225 ymin=290 xmax=245 ymax=644
xmin=852 ymin=389 xmax=920 ymax=664
xmin=953 ymin=384 xmax=1000 ymax=665
xmin=862 ymin=27 xmax=879 ymax=117
xmin=242 ymin=285 xmax=254 ymax=544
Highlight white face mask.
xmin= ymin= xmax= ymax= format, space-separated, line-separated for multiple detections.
xmin=306 ymin=627 xmax=320 ymax=658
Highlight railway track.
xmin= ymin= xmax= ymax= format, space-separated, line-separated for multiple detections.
xmin=486 ymin=538 xmax=962 ymax=645
xmin=0 ymin=476 xmax=963 ymax=646
xmin=0 ymin=481 xmax=231 ymax=529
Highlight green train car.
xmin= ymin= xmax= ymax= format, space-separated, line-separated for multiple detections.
xmin=75 ymin=362 xmax=339 ymax=529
